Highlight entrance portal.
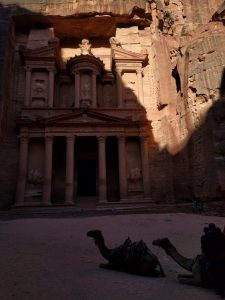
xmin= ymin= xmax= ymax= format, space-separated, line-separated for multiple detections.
xmin=77 ymin=160 xmax=96 ymax=196
xmin=75 ymin=137 xmax=98 ymax=199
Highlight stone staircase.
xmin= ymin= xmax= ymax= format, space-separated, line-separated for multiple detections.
xmin=0 ymin=199 xmax=224 ymax=220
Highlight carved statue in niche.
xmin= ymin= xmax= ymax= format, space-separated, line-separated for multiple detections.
xmin=27 ymin=169 xmax=43 ymax=185
xmin=81 ymin=80 xmax=91 ymax=99
xmin=31 ymin=72 xmax=48 ymax=106
xmin=79 ymin=38 xmax=92 ymax=55
xmin=33 ymin=79 xmax=45 ymax=95
xmin=123 ymin=73 xmax=138 ymax=107
xmin=80 ymin=74 xmax=92 ymax=107
xmin=128 ymin=167 xmax=143 ymax=192
xmin=125 ymin=81 xmax=136 ymax=96
xmin=130 ymin=167 xmax=142 ymax=180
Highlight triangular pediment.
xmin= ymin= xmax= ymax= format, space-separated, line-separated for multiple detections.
xmin=111 ymin=45 xmax=148 ymax=63
xmin=44 ymin=110 xmax=132 ymax=125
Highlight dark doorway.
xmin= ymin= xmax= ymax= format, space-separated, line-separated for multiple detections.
xmin=106 ymin=137 xmax=120 ymax=201
xmin=77 ymin=160 xmax=97 ymax=196
xmin=75 ymin=137 xmax=98 ymax=198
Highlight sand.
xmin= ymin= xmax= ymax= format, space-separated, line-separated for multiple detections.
xmin=0 ymin=213 xmax=225 ymax=300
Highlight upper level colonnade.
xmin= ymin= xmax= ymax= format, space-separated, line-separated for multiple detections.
xmin=19 ymin=36 xmax=148 ymax=110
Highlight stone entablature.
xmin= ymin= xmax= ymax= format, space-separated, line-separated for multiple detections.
xmin=19 ymin=33 xmax=148 ymax=111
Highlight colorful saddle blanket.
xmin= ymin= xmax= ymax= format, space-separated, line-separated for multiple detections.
xmin=112 ymin=237 xmax=157 ymax=266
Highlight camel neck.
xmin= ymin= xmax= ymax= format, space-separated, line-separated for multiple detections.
xmin=96 ymin=236 xmax=112 ymax=260
xmin=166 ymin=242 xmax=194 ymax=271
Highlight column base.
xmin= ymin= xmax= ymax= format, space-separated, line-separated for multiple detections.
xmin=143 ymin=197 xmax=153 ymax=202
xmin=14 ymin=202 xmax=25 ymax=207
xmin=64 ymin=201 xmax=75 ymax=206
xmin=43 ymin=202 xmax=52 ymax=206
xmin=98 ymin=199 xmax=107 ymax=204
xmin=119 ymin=198 xmax=128 ymax=202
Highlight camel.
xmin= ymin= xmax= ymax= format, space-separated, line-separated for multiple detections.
xmin=152 ymin=238 xmax=212 ymax=287
xmin=87 ymin=229 xmax=165 ymax=277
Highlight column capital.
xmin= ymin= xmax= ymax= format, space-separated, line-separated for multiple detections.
xmin=47 ymin=67 xmax=56 ymax=73
xmin=116 ymin=68 xmax=123 ymax=75
xmin=92 ymin=70 xmax=98 ymax=76
xmin=136 ymin=68 xmax=143 ymax=75
xmin=140 ymin=135 xmax=149 ymax=143
xmin=97 ymin=136 xmax=106 ymax=143
xmin=66 ymin=135 xmax=76 ymax=143
xmin=19 ymin=134 xmax=28 ymax=140
xmin=24 ymin=66 xmax=32 ymax=72
xmin=44 ymin=135 xmax=54 ymax=142
xmin=118 ymin=135 xmax=126 ymax=143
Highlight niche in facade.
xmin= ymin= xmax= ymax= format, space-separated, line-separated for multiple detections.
xmin=31 ymin=70 xmax=49 ymax=107
xmin=67 ymin=39 xmax=105 ymax=109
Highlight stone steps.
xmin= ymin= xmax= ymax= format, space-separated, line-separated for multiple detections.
xmin=0 ymin=200 xmax=224 ymax=220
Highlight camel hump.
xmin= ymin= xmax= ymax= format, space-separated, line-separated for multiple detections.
xmin=116 ymin=238 xmax=157 ymax=265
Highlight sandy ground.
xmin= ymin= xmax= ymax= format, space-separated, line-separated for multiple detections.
xmin=0 ymin=213 xmax=225 ymax=300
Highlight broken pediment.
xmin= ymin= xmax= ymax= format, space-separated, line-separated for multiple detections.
xmin=19 ymin=27 xmax=60 ymax=63
xmin=19 ymin=41 xmax=59 ymax=60
xmin=111 ymin=43 xmax=148 ymax=65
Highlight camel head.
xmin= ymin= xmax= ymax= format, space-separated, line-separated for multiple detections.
xmin=87 ymin=230 xmax=104 ymax=245
xmin=152 ymin=238 xmax=170 ymax=252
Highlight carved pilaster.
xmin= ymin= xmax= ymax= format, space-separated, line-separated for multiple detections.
xmin=98 ymin=136 xmax=107 ymax=202
xmin=140 ymin=136 xmax=150 ymax=198
xmin=43 ymin=136 xmax=53 ymax=205
xmin=65 ymin=136 xmax=75 ymax=205
xmin=15 ymin=136 xmax=29 ymax=205
xmin=118 ymin=136 xmax=127 ymax=200
xmin=24 ymin=66 xmax=32 ymax=107
xmin=92 ymin=72 xmax=97 ymax=108
xmin=47 ymin=68 xmax=55 ymax=107
xmin=75 ymin=72 xmax=80 ymax=108
xmin=116 ymin=70 xmax=123 ymax=108
xmin=136 ymin=69 xmax=144 ymax=105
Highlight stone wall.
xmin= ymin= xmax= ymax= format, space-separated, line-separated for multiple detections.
xmin=0 ymin=0 xmax=225 ymax=206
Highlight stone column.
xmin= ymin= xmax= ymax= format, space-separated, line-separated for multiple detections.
xmin=92 ymin=72 xmax=97 ymax=108
xmin=65 ymin=136 xmax=75 ymax=205
xmin=48 ymin=68 xmax=55 ymax=107
xmin=25 ymin=67 xmax=32 ymax=106
xmin=75 ymin=72 xmax=80 ymax=108
xmin=43 ymin=136 xmax=53 ymax=205
xmin=15 ymin=136 xmax=29 ymax=205
xmin=116 ymin=70 xmax=123 ymax=108
xmin=137 ymin=69 xmax=144 ymax=106
xmin=98 ymin=136 xmax=107 ymax=202
xmin=140 ymin=136 xmax=150 ymax=198
xmin=118 ymin=136 xmax=127 ymax=200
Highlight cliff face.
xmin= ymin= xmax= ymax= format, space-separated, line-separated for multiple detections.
xmin=0 ymin=0 xmax=225 ymax=206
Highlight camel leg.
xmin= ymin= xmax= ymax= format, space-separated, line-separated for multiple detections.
xmin=178 ymin=274 xmax=202 ymax=286
xmin=99 ymin=263 xmax=115 ymax=270
xmin=158 ymin=262 xmax=166 ymax=277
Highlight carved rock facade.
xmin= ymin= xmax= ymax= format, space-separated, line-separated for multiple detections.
xmin=0 ymin=0 xmax=225 ymax=207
